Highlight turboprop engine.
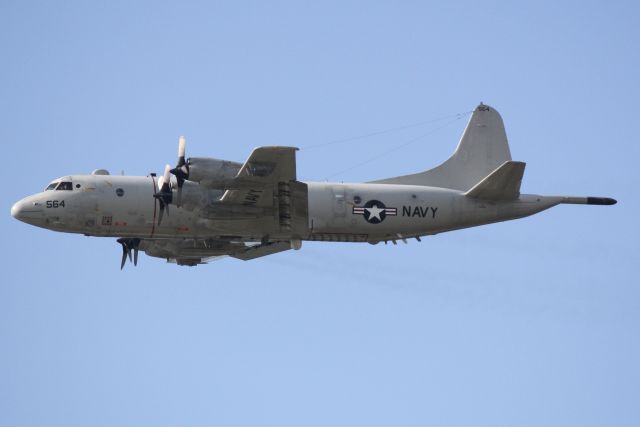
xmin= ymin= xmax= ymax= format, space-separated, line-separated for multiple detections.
xmin=149 ymin=137 xmax=242 ymax=218
xmin=168 ymin=136 xmax=242 ymax=198
xmin=187 ymin=157 xmax=242 ymax=187
xmin=172 ymin=180 xmax=224 ymax=212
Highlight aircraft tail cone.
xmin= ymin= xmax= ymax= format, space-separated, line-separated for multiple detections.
xmin=561 ymin=196 xmax=618 ymax=205
xmin=587 ymin=197 xmax=617 ymax=205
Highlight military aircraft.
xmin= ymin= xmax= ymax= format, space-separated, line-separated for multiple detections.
xmin=11 ymin=104 xmax=616 ymax=267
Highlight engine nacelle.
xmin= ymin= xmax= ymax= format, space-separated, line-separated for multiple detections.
xmin=175 ymin=180 xmax=224 ymax=212
xmin=187 ymin=157 xmax=242 ymax=187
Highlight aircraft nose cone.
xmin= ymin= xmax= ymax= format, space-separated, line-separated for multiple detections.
xmin=11 ymin=198 xmax=44 ymax=224
xmin=11 ymin=201 xmax=23 ymax=220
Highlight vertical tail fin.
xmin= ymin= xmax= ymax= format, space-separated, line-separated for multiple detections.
xmin=371 ymin=103 xmax=512 ymax=191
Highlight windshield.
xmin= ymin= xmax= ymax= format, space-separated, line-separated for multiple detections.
xmin=56 ymin=181 xmax=73 ymax=190
xmin=45 ymin=181 xmax=73 ymax=191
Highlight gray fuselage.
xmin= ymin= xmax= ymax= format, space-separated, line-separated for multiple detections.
xmin=12 ymin=174 xmax=560 ymax=244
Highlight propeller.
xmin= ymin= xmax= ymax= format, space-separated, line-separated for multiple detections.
xmin=154 ymin=164 xmax=173 ymax=226
xmin=117 ymin=238 xmax=141 ymax=269
xmin=169 ymin=136 xmax=189 ymax=206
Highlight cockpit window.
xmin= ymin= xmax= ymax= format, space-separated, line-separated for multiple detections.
xmin=45 ymin=183 xmax=58 ymax=191
xmin=56 ymin=182 xmax=73 ymax=191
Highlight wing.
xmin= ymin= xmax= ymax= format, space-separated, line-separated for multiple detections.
xmin=219 ymin=146 xmax=298 ymax=208
xmin=205 ymin=146 xmax=308 ymax=239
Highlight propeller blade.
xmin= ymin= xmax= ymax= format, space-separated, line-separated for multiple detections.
xmin=120 ymin=246 xmax=127 ymax=269
xmin=156 ymin=165 xmax=172 ymax=192
xmin=158 ymin=203 xmax=164 ymax=226
xmin=118 ymin=238 xmax=128 ymax=270
xmin=117 ymin=238 xmax=141 ymax=269
xmin=162 ymin=164 xmax=171 ymax=188
xmin=176 ymin=186 xmax=182 ymax=207
xmin=157 ymin=200 xmax=169 ymax=226
xmin=154 ymin=164 xmax=173 ymax=225
xmin=170 ymin=137 xmax=189 ymax=208
xmin=178 ymin=136 xmax=186 ymax=163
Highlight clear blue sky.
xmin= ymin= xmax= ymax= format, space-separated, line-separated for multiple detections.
xmin=2 ymin=1 xmax=638 ymax=426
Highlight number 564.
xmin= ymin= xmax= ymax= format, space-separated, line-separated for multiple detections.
xmin=46 ymin=200 xmax=65 ymax=208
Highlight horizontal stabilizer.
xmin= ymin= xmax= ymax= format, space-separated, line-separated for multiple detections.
xmin=464 ymin=161 xmax=526 ymax=200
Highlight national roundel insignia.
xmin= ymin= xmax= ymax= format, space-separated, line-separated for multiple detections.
xmin=352 ymin=199 xmax=397 ymax=224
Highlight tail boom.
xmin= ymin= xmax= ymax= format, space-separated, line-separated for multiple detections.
xmin=560 ymin=196 xmax=617 ymax=205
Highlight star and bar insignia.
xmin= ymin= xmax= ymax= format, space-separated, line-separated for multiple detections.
xmin=352 ymin=200 xmax=397 ymax=224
